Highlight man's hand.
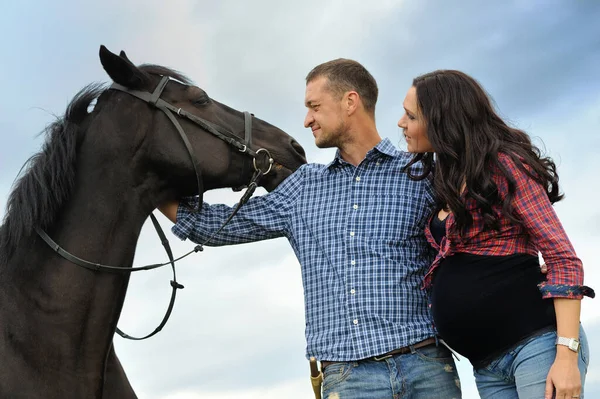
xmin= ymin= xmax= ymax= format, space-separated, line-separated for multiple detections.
xmin=158 ymin=201 xmax=179 ymax=223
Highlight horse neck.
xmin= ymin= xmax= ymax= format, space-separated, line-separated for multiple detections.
xmin=2 ymin=129 xmax=158 ymax=376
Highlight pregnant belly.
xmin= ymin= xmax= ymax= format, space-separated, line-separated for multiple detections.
xmin=430 ymin=253 xmax=555 ymax=364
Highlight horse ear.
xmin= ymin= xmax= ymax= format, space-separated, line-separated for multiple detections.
xmin=119 ymin=50 xmax=131 ymax=62
xmin=99 ymin=45 xmax=147 ymax=89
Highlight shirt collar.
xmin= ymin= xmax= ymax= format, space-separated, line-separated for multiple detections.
xmin=325 ymin=138 xmax=399 ymax=169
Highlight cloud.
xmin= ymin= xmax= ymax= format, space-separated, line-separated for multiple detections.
xmin=370 ymin=0 xmax=600 ymax=131
xmin=1 ymin=1 xmax=599 ymax=399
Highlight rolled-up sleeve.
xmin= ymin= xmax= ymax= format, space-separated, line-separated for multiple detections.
xmin=172 ymin=166 xmax=305 ymax=246
xmin=502 ymin=155 xmax=595 ymax=299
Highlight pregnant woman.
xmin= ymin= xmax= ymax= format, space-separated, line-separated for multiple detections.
xmin=397 ymin=69 xmax=594 ymax=399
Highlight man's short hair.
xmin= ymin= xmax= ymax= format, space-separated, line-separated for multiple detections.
xmin=306 ymin=59 xmax=378 ymax=115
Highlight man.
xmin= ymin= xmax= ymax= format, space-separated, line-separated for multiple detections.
xmin=159 ymin=59 xmax=462 ymax=398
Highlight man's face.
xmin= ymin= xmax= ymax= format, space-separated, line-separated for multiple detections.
xmin=304 ymin=76 xmax=347 ymax=148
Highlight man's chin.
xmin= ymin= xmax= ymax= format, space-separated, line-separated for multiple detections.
xmin=315 ymin=139 xmax=335 ymax=149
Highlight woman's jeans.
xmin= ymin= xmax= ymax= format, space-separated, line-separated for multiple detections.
xmin=474 ymin=325 xmax=589 ymax=398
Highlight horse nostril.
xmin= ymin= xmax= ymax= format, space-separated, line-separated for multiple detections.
xmin=291 ymin=139 xmax=306 ymax=158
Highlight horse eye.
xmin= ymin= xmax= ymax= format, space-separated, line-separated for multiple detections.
xmin=193 ymin=95 xmax=210 ymax=106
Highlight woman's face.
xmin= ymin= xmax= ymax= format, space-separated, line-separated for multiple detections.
xmin=397 ymin=86 xmax=434 ymax=153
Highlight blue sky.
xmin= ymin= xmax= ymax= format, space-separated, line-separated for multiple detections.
xmin=1 ymin=1 xmax=599 ymax=398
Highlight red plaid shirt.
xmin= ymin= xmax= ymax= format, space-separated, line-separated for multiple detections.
xmin=423 ymin=153 xmax=594 ymax=300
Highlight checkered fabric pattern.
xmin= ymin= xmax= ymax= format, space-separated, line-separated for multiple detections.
xmin=423 ymin=153 xmax=594 ymax=300
xmin=173 ymin=138 xmax=439 ymax=361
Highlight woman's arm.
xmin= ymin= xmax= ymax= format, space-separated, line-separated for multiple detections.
xmin=499 ymin=154 xmax=593 ymax=299
xmin=498 ymin=154 xmax=589 ymax=399
xmin=545 ymin=298 xmax=582 ymax=399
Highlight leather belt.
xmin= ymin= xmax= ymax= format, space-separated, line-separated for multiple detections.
xmin=320 ymin=337 xmax=437 ymax=371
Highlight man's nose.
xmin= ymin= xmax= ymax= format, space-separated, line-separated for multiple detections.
xmin=304 ymin=112 xmax=314 ymax=128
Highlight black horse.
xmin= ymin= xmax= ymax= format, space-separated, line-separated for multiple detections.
xmin=0 ymin=46 xmax=306 ymax=398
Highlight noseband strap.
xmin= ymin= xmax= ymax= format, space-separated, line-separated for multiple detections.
xmin=244 ymin=111 xmax=252 ymax=149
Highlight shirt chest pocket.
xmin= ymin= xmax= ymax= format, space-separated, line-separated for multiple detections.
xmin=361 ymin=193 xmax=432 ymax=243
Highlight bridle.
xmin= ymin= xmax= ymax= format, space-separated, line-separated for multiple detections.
xmin=35 ymin=75 xmax=275 ymax=340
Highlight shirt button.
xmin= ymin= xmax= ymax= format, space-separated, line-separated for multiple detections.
xmin=376 ymin=161 xmax=380 ymax=166
xmin=353 ymin=204 xmax=358 ymax=210
xmin=353 ymin=319 xmax=359 ymax=325
xmin=350 ymin=232 xmax=355 ymax=237
xmin=355 ymin=176 xmax=361 ymax=182
xmin=351 ymin=260 xmax=356 ymax=265
xmin=350 ymin=289 xmax=356 ymax=295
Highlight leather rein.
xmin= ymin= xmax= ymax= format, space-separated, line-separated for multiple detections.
xmin=35 ymin=76 xmax=274 ymax=340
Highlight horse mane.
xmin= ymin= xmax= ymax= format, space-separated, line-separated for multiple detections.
xmin=0 ymin=83 xmax=104 ymax=263
xmin=0 ymin=65 xmax=190 ymax=264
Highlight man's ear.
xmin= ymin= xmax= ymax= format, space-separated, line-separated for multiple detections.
xmin=99 ymin=45 xmax=148 ymax=89
xmin=346 ymin=91 xmax=360 ymax=115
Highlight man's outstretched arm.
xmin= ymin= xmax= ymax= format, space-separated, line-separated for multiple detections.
xmin=158 ymin=201 xmax=178 ymax=223
xmin=156 ymin=166 xmax=305 ymax=246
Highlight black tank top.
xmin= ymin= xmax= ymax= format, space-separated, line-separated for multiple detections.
xmin=428 ymin=217 xmax=556 ymax=368
xmin=430 ymin=213 xmax=447 ymax=245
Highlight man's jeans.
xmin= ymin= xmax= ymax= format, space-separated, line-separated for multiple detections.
xmin=322 ymin=344 xmax=461 ymax=399
xmin=474 ymin=325 xmax=589 ymax=398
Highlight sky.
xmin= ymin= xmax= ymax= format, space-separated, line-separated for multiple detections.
xmin=1 ymin=1 xmax=599 ymax=398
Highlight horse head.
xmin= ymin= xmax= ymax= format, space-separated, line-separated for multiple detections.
xmin=97 ymin=45 xmax=306 ymax=210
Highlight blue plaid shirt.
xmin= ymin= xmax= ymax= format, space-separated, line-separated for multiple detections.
xmin=173 ymin=138 xmax=437 ymax=361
